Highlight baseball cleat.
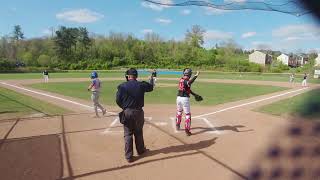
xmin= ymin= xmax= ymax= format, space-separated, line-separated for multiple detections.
xmin=185 ymin=129 xmax=192 ymax=136
xmin=176 ymin=124 xmax=180 ymax=130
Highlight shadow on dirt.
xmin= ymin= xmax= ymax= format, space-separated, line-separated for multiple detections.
xmin=0 ymin=134 xmax=63 ymax=180
xmin=192 ymin=125 xmax=254 ymax=135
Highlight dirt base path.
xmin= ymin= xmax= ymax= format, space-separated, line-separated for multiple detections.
xmin=0 ymin=78 xmax=318 ymax=180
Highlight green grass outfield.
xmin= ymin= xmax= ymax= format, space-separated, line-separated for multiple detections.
xmin=257 ymin=89 xmax=320 ymax=118
xmin=1 ymin=71 xmax=320 ymax=84
xmin=29 ymin=81 xmax=288 ymax=106
xmin=0 ymin=87 xmax=70 ymax=119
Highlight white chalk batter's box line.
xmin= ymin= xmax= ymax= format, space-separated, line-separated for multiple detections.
xmin=101 ymin=116 xmax=223 ymax=135
xmin=101 ymin=117 xmax=153 ymax=134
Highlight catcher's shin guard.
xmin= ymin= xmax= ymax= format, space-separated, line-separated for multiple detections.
xmin=185 ymin=113 xmax=191 ymax=131
xmin=176 ymin=111 xmax=182 ymax=130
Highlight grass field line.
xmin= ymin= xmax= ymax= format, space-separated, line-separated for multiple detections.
xmin=0 ymin=82 xmax=116 ymax=115
xmin=193 ymin=87 xmax=309 ymax=119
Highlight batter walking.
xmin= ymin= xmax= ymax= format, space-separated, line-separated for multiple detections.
xmin=176 ymin=68 xmax=200 ymax=136
xmin=116 ymin=68 xmax=154 ymax=163
xmin=88 ymin=71 xmax=106 ymax=118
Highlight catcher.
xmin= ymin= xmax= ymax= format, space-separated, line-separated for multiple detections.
xmin=176 ymin=68 xmax=202 ymax=136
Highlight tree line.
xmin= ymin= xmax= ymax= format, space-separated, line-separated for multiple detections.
xmin=0 ymin=25 xmax=283 ymax=72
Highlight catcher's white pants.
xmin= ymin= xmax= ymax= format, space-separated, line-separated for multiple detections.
xmin=176 ymin=96 xmax=191 ymax=131
xmin=176 ymin=96 xmax=190 ymax=114
xmin=302 ymin=79 xmax=307 ymax=87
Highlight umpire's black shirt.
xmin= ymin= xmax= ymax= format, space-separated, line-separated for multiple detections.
xmin=116 ymin=79 xmax=153 ymax=110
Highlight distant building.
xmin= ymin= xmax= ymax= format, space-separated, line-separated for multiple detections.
xmin=315 ymin=54 xmax=320 ymax=67
xmin=296 ymin=54 xmax=309 ymax=66
xmin=277 ymin=53 xmax=308 ymax=67
xmin=277 ymin=54 xmax=290 ymax=66
xmin=249 ymin=51 xmax=272 ymax=66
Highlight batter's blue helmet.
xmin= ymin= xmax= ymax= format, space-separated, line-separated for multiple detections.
xmin=90 ymin=71 xmax=98 ymax=79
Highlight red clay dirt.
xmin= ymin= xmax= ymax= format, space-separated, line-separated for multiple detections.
xmin=0 ymin=78 xmax=318 ymax=180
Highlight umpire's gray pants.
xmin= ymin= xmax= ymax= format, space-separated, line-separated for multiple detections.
xmin=123 ymin=109 xmax=145 ymax=160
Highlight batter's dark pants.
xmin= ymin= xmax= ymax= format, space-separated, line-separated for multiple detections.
xmin=123 ymin=108 xmax=145 ymax=160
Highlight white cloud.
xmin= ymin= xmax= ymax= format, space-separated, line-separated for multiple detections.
xmin=155 ymin=18 xmax=172 ymax=24
xmin=204 ymin=30 xmax=233 ymax=41
xmin=241 ymin=31 xmax=256 ymax=38
xmin=181 ymin=9 xmax=191 ymax=15
xmin=251 ymin=41 xmax=272 ymax=50
xmin=205 ymin=7 xmax=230 ymax=15
xmin=141 ymin=29 xmax=153 ymax=34
xmin=272 ymin=24 xmax=320 ymax=41
xmin=42 ymin=29 xmax=52 ymax=35
xmin=141 ymin=0 xmax=172 ymax=11
xmin=56 ymin=9 xmax=104 ymax=23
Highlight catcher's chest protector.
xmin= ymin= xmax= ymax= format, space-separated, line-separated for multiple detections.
xmin=178 ymin=77 xmax=191 ymax=95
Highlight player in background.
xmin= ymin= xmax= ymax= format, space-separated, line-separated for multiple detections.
xmin=176 ymin=68 xmax=200 ymax=136
xmin=151 ymin=69 xmax=157 ymax=87
xmin=302 ymin=73 xmax=308 ymax=87
xmin=88 ymin=71 xmax=106 ymax=118
xmin=43 ymin=70 xmax=49 ymax=83
xmin=289 ymin=73 xmax=295 ymax=85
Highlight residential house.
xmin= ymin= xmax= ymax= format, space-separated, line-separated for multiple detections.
xmin=249 ymin=50 xmax=272 ymax=66
xmin=296 ymin=54 xmax=309 ymax=66
xmin=277 ymin=53 xmax=307 ymax=67
xmin=277 ymin=53 xmax=290 ymax=66
xmin=315 ymin=54 xmax=320 ymax=67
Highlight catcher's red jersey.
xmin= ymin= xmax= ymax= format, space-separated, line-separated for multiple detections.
xmin=178 ymin=77 xmax=191 ymax=97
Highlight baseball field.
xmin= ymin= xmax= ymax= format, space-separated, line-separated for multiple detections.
xmin=0 ymin=71 xmax=319 ymax=180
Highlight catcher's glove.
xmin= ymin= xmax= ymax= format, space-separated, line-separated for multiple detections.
xmin=194 ymin=94 xmax=203 ymax=102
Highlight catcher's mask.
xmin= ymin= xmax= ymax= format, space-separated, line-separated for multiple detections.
xmin=183 ymin=68 xmax=192 ymax=77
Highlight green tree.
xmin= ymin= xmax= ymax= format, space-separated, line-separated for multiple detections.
xmin=37 ymin=54 xmax=51 ymax=66
xmin=185 ymin=25 xmax=205 ymax=48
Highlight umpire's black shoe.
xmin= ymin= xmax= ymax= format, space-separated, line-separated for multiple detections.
xmin=138 ymin=148 xmax=149 ymax=156
xmin=185 ymin=129 xmax=192 ymax=136
xmin=126 ymin=157 xmax=134 ymax=163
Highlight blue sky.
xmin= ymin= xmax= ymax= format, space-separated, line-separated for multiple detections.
xmin=1 ymin=0 xmax=319 ymax=52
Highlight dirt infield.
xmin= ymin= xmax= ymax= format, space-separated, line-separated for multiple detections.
xmin=0 ymin=78 xmax=318 ymax=180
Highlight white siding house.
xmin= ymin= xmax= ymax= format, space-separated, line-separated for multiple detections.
xmin=249 ymin=51 xmax=272 ymax=66
xmin=277 ymin=54 xmax=289 ymax=65
xmin=315 ymin=54 xmax=320 ymax=67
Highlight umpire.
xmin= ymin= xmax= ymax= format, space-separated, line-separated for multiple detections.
xmin=116 ymin=68 xmax=154 ymax=163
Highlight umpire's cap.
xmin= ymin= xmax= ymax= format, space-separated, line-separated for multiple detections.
xmin=126 ymin=68 xmax=138 ymax=77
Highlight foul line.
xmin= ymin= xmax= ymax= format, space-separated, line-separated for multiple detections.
xmin=0 ymin=82 xmax=116 ymax=115
xmin=193 ymin=87 xmax=309 ymax=119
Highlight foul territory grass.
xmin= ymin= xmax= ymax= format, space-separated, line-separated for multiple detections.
xmin=257 ymin=89 xmax=320 ymax=118
xmin=29 ymin=81 xmax=288 ymax=106
xmin=1 ymin=71 xmax=320 ymax=84
xmin=0 ymin=87 xmax=69 ymax=118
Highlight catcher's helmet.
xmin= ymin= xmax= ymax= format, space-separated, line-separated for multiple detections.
xmin=183 ymin=68 xmax=192 ymax=77
xmin=90 ymin=71 xmax=98 ymax=79
xmin=126 ymin=68 xmax=138 ymax=77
